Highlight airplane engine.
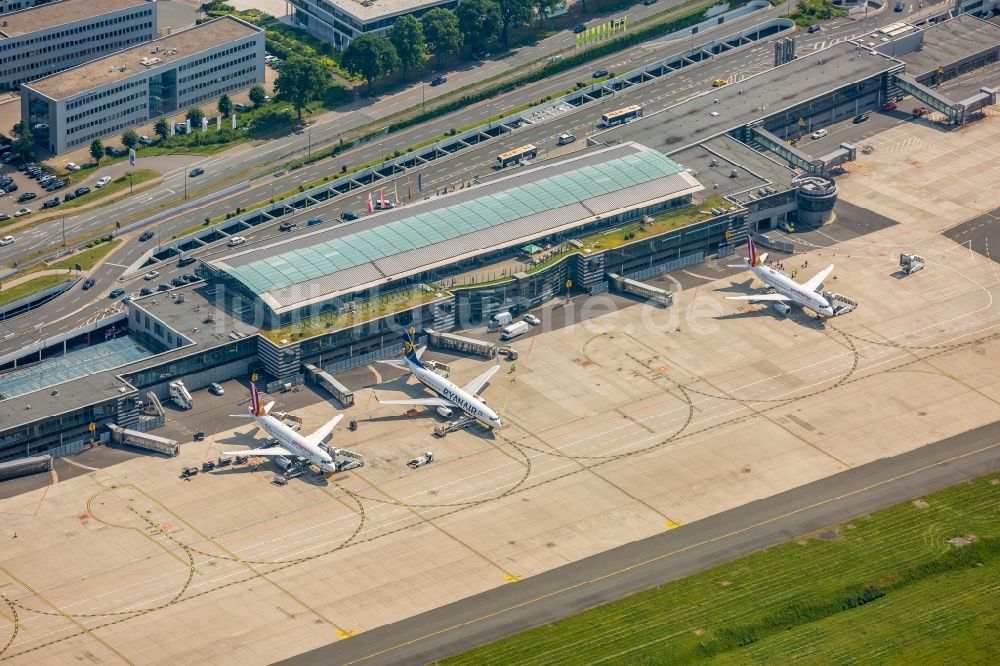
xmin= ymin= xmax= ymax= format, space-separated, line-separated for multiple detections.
xmin=436 ymin=406 xmax=454 ymax=418
xmin=772 ymin=302 xmax=791 ymax=316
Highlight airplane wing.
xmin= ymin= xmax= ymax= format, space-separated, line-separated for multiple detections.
xmin=223 ymin=445 xmax=292 ymax=457
xmin=726 ymin=294 xmax=791 ymax=301
xmin=800 ymin=264 xmax=835 ymax=292
xmin=463 ymin=361 xmax=500 ymax=397
xmin=377 ymin=359 xmax=408 ymax=367
xmin=377 ymin=397 xmax=454 ymax=408
xmin=305 ymin=414 xmax=344 ymax=447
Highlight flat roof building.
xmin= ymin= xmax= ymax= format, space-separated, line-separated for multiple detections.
xmin=287 ymin=0 xmax=458 ymax=49
xmin=20 ymin=14 xmax=264 ymax=154
xmin=0 ymin=0 xmax=155 ymax=92
xmin=0 ymin=1 xmax=38 ymax=17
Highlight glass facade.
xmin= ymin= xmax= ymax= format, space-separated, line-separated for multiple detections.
xmin=123 ymin=337 xmax=256 ymax=389
xmin=148 ymin=69 xmax=178 ymax=119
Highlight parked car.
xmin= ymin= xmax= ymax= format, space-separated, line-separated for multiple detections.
xmin=188 ymin=167 xmax=204 ymax=177
xmin=139 ymin=287 xmax=153 ymax=296
xmin=0 ymin=235 xmax=13 ymax=246
xmin=105 ymin=146 xmax=123 ymax=157
xmin=109 ymin=288 xmax=125 ymax=298
xmin=41 ymin=198 xmax=60 ymax=209
xmin=178 ymin=256 xmax=196 ymax=267
xmin=157 ymin=283 xmax=172 ymax=292
xmin=853 ymin=112 xmax=870 ymax=124
xmin=14 ymin=208 xmax=31 ymax=217
xmin=573 ymin=23 xmax=587 ymax=33
xmin=881 ymin=101 xmax=898 ymax=111
xmin=592 ymin=68 xmax=609 ymax=78
xmin=279 ymin=221 xmax=297 ymax=231
xmin=121 ymin=295 xmax=132 ymax=303
xmin=227 ymin=235 xmax=246 ymax=247
xmin=473 ymin=50 xmax=492 ymax=60
xmin=894 ymin=1 xmax=905 ymax=10
xmin=557 ymin=133 xmax=576 ymax=146
xmin=234 ymin=102 xmax=249 ymax=112
xmin=307 ymin=217 xmax=325 ymax=225
xmin=0 ymin=214 xmax=10 ymax=222
xmin=170 ymin=277 xmax=186 ymax=287
xmin=81 ymin=278 xmax=95 ymax=290
xmin=74 ymin=186 xmax=91 ymax=197
xmin=643 ymin=0 xmax=658 ymax=5
xmin=66 ymin=162 xmax=81 ymax=171
xmin=807 ymin=24 xmax=821 ymax=33
xmin=208 ymin=383 xmax=225 ymax=396
xmin=3 ymin=182 xmax=17 ymax=192
xmin=139 ymin=135 xmax=154 ymax=145
xmin=811 ymin=128 xmax=828 ymax=139
xmin=340 ymin=211 xmax=359 ymax=221
xmin=17 ymin=192 xmax=36 ymax=202
xmin=523 ymin=313 xmax=541 ymax=326
xmin=138 ymin=230 xmax=155 ymax=242
xmin=430 ymin=75 xmax=447 ymax=86
xmin=183 ymin=273 xmax=202 ymax=283
xmin=143 ymin=270 xmax=160 ymax=281
xmin=63 ymin=192 xmax=76 ymax=202
xmin=95 ymin=176 xmax=112 ymax=188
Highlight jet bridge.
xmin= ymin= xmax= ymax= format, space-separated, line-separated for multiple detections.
xmin=891 ymin=73 xmax=965 ymax=123
xmin=749 ymin=126 xmax=824 ymax=174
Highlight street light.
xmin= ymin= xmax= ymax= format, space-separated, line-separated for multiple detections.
xmin=380 ymin=143 xmax=384 ymax=163
xmin=308 ymin=125 xmax=312 ymax=157
xmin=422 ymin=83 xmax=426 ymax=114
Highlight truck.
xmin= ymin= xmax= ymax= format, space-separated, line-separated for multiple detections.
xmin=488 ymin=311 xmax=513 ymax=331
xmin=500 ymin=320 xmax=531 ymax=341
xmin=168 ymin=380 xmax=193 ymax=410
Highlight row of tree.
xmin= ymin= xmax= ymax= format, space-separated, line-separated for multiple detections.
xmin=342 ymin=0 xmax=560 ymax=91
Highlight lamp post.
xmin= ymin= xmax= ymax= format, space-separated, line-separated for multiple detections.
xmin=422 ymin=83 xmax=426 ymax=114
xmin=380 ymin=143 xmax=384 ymax=163
xmin=308 ymin=125 xmax=312 ymax=157
xmin=61 ymin=215 xmax=65 ymax=247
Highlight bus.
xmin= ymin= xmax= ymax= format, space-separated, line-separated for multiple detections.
xmin=600 ymin=105 xmax=643 ymax=127
xmin=495 ymin=144 xmax=537 ymax=169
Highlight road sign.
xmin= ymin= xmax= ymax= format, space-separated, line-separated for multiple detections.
xmin=88 ymin=422 xmax=96 ymax=432
xmin=251 ymin=373 xmax=258 ymax=382
xmin=565 ymin=280 xmax=572 ymax=289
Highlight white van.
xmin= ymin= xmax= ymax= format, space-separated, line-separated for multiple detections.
xmin=488 ymin=311 xmax=513 ymax=331
xmin=500 ymin=321 xmax=532 ymax=341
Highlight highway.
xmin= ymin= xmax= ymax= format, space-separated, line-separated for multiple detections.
xmin=278 ymin=419 xmax=1000 ymax=666
xmin=0 ymin=0 xmax=947 ymax=346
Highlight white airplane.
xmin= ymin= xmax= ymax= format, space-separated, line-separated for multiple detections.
xmin=225 ymin=384 xmax=343 ymax=474
xmin=377 ymin=330 xmax=503 ymax=429
xmin=726 ymin=235 xmax=835 ymax=318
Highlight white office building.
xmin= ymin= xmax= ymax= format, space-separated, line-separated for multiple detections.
xmin=0 ymin=1 xmax=38 ymax=17
xmin=20 ymin=15 xmax=264 ymax=154
xmin=287 ymin=0 xmax=458 ymax=49
xmin=0 ymin=0 xmax=157 ymax=91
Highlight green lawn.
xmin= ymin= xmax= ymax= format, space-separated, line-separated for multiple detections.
xmin=46 ymin=239 xmax=121 ymax=273
xmin=445 ymin=474 xmax=1000 ymax=665
xmin=59 ymin=169 xmax=158 ymax=210
xmin=0 ymin=274 xmax=73 ymax=308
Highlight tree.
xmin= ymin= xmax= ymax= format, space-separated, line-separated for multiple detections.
xmin=249 ymin=84 xmax=268 ymax=107
xmin=186 ymin=107 xmax=205 ymax=128
xmin=121 ymin=129 xmax=139 ymax=150
xmin=274 ymin=55 xmax=329 ymax=118
xmin=457 ymin=0 xmax=502 ymax=53
xmin=535 ymin=0 xmax=561 ymax=27
xmin=154 ymin=117 xmax=170 ymax=141
xmin=9 ymin=121 xmax=34 ymax=161
xmin=218 ymin=93 xmax=234 ymax=117
xmin=341 ymin=34 xmax=400 ymax=93
xmin=422 ymin=8 xmax=462 ymax=64
xmin=497 ymin=0 xmax=533 ymax=46
xmin=90 ymin=139 xmax=104 ymax=165
xmin=388 ymin=15 xmax=426 ymax=79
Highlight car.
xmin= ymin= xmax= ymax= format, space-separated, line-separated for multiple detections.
xmin=188 ymin=167 xmax=204 ymax=177
xmin=234 ymin=102 xmax=249 ymax=112
xmin=17 ymin=192 xmax=36 ymax=202
xmin=0 ymin=214 xmax=9 ymax=222
xmin=573 ymin=23 xmax=587 ymax=33
xmin=430 ymin=75 xmax=447 ymax=86
xmin=592 ymin=68 xmax=609 ymax=78
xmin=227 ymin=236 xmax=246 ymax=247
xmin=95 ymin=176 xmax=112 ymax=188
xmin=3 ymin=182 xmax=17 ymax=192
xmin=881 ymin=101 xmax=898 ymax=111
xmin=41 ymin=199 xmax=60 ymax=209
xmin=143 ymin=270 xmax=160 ymax=281
xmin=523 ymin=313 xmax=541 ymax=326
xmin=279 ymin=221 xmax=297 ymax=231
xmin=340 ymin=211 xmax=359 ymax=221
xmin=262 ymin=95 xmax=272 ymax=102
xmin=74 ymin=186 xmax=91 ymax=197
xmin=81 ymin=278 xmax=95 ymax=290
xmin=642 ymin=0 xmax=658 ymax=4
xmin=170 ymin=277 xmax=186 ymax=287
xmin=307 ymin=217 xmax=326 ymax=225
xmin=45 ymin=181 xmax=66 ymax=191
xmin=853 ymin=112 xmax=870 ymax=124
xmin=138 ymin=230 xmax=154 ymax=242
xmin=807 ymin=24 xmax=821 ymax=33
xmin=178 ymin=256 xmax=196 ymax=267
xmin=139 ymin=135 xmax=154 ymax=145
xmin=38 ymin=174 xmax=55 ymax=184
xmin=139 ymin=287 xmax=153 ymax=296
xmin=173 ymin=122 xmax=188 ymax=135
xmin=157 ymin=283 xmax=172 ymax=292
xmin=121 ymin=295 xmax=132 ymax=303
xmin=2 ymin=153 xmax=19 ymax=163
xmin=14 ymin=208 xmax=30 ymax=217
xmin=109 ymin=288 xmax=125 ymax=298
xmin=0 ymin=235 xmax=13 ymax=246
xmin=894 ymin=1 xmax=904 ymax=10
xmin=811 ymin=128 xmax=828 ymax=139
xmin=63 ymin=192 xmax=76 ymax=202
xmin=712 ymin=78 xmax=727 ymax=87
xmin=208 ymin=383 xmax=225 ymax=396
xmin=473 ymin=50 xmax=492 ymax=60
xmin=66 ymin=162 xmax=81 ymax=171
xmin=557 ymin=133 xmax=576 ymax=146
xmin=105 ymin=146 xmax=123 ymax=157
xmin=183 ymin=273 xmax=202 ymax=283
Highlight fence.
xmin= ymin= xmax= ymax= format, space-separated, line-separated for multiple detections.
xmin=131 ymin=415 xmax=166 ymax=432
xmin=265 ymin=375 xmax=304 ymax=393
xmin=717 ymin=244 xmax=736 ymax=258
xmin=751 ymin=232 xmax=794 ymax=254
xmin=625 ymin=252 xmax=705 ymax=281
xmin=46 ymin=439 xmax=87 ymax=457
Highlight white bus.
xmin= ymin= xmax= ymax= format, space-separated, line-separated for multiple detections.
xmin=495 ymin=144 xmax=537 ymax=169
xmin=600 ymin=105 xmax=643 ymax=127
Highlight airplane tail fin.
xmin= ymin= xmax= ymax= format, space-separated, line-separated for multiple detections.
xmin=747 ymin=235 xmax=763 ymax=267
xmin=403 ymin=328 xmax=424 ymax=368
xmin=250 ymin=384 xmax=272 ymax=417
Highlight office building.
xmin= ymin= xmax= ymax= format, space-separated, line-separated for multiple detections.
xmin=287 ymin=0 xmax=457 ymax=49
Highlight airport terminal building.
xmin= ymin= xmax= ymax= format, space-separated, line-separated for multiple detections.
xmin=0 ymin=0 xmax=156 ymax=92
xmin=20 ymin=14 xmax=264 ymax=154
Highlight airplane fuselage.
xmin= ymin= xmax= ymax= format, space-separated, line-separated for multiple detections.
xmin=256 ymin=415 xmax=336 ymax=473
xmin=409 ymin=360 xmax=502 ymax=428
xmin=752 ymin=264 xmax=834 ymax=317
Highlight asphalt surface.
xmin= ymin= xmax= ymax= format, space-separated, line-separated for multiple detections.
xmin=278 ymin=418 xmax=1000 ymax=666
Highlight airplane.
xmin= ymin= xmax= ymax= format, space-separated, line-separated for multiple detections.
xmin=376 ymin=330 xmax=503 ymax=429
xmin=725 ymin=235 xmax=835 ymax=318
xmin=224 ymin=384 xmax=343 ymax=474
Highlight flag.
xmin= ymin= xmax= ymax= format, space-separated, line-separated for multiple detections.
xmin=418 ymin=173 xmax=423 ymax=191
xmin=380 ymin=188 xmax=386 ymax=207
xmin=623 ymin=15 xmax=627 ymax=32
xmin=394 ymin=183 xmax=399 ymax=205
xmin=129 ymin=148 xmax=136 ymax=166
xmin=367 ymin=192 xmax=374 ymax=213
xmin=408 ymin=181 xmax=413 ymax=199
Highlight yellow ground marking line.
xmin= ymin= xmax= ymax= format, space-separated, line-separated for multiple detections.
xmin=85 ymin=494 xmax=198 ymax=573
xmin=342 ymin=440 xmax=1000 ymax=665
xmin=0 ymin=565 xmax=134 ymax=665
xmin=353 ymin=472 xmax=520 ymax=583
xmin=123 ymin=484 xmax=355 ymax=638
xmin=0 ymin=604 xmax=24 ymax=631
